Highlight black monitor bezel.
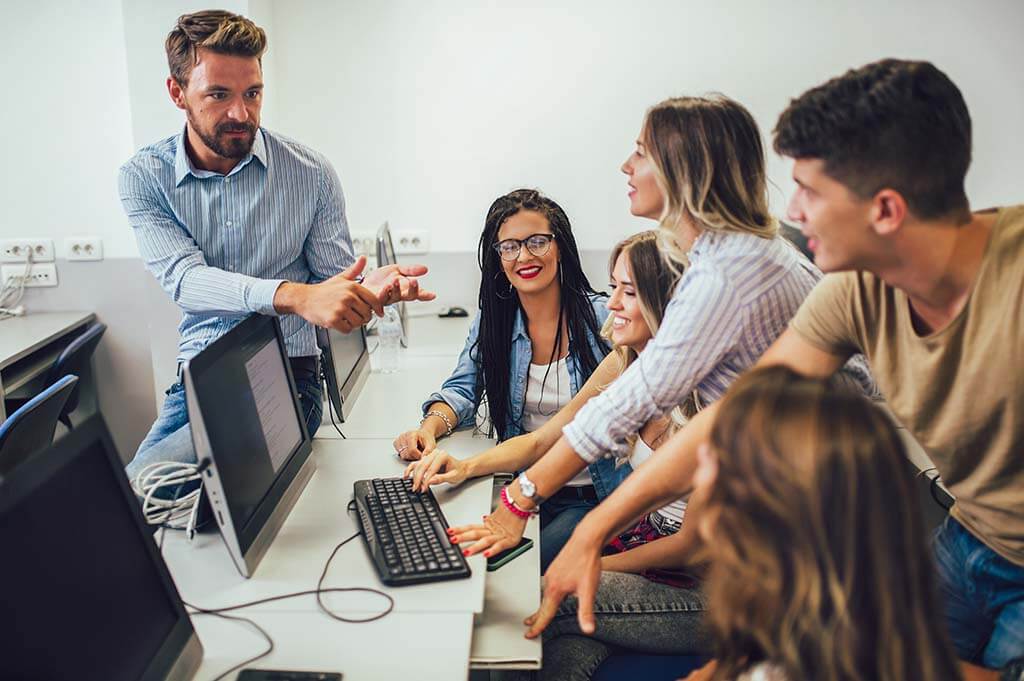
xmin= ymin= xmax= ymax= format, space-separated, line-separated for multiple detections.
xmin=185 ymin=314 xmax=313 ymax=553
xmin=0 ymin=415 xmax=200 ymax=681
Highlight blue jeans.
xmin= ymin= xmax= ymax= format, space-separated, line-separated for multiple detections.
xmin=126 ymin=375 xmax=323 ymax=484
xmin=933 ymin=516 xmax=1024 ymax=668
xmin=539 ymin=494 xmax=599 ymax=573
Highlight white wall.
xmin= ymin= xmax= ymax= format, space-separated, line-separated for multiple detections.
xmin=268 ymin=0 xmax=1024 ymax=252
xmin=0 ymin=0 xmax=136 ymax=257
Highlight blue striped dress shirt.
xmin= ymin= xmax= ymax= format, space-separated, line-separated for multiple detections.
xmin=119 ymin=127 xmax=354 ymax=363
xmin=563 ymin=230 xmax=822 ymax=462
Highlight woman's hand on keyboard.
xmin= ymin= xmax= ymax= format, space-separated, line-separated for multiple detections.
xmin=393 ymin=428 xmax=436 ymax=461
xmin=448 ymin=505 xmax=526 ymax=559
xmin=403 ymin=450 xmax=469 ymax=492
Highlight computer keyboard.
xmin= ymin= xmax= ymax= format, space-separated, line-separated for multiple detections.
xmin=353 ymin=477 xmax=471 ymax=586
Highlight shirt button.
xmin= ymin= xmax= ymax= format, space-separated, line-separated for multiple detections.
xmin=226 ymin=220 xmax=233 ymax=226
xmin=225 ymin=177 xmax=231 ymax=183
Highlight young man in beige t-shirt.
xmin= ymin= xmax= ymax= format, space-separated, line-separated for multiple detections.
xmin=528 ymin=60 xmax=1021 ymax=681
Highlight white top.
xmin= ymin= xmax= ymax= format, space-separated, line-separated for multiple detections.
xmin=522 ymin=359 xmax=593 ymax=487
xmin=628 ymin=436 xmax=686 ymax=532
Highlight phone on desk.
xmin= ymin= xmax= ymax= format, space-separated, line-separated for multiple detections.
xmin=238 ymin=670 xmax=341 ymax=681
xmin=486 ymin=537 xmax=533 ymax=571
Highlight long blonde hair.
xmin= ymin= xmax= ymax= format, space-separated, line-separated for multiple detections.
xmin=704 ymin=366 xmax=961 ymax=681
xmin=642 ymin=94 xmax=777 ymax=267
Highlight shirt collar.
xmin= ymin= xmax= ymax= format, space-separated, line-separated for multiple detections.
xmin=511 ymin=306 xmax=529 ymax=342
xmin=174 ymin=126 xmax=268 ymax=186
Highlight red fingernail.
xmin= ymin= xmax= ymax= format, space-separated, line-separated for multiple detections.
xmin=462 ymin=550 xmax=470 ymax=556
xmin=446 ymin=528 xmax=454 ymax=534
xmin=484 ymin=551 xmax=491 ymax=557
xmin=450 ymin=537 xmax=459 ymax=544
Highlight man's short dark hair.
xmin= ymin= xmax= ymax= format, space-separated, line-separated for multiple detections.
xmin=773 ymin=59 xmax=972 ymax=222
xmin=166 ymin=10 xmax=267 ymax=86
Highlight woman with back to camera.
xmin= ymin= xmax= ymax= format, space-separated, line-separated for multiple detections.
xmin=451 ymin=95 xmax=828 ymax=561
xmin=392 ymin=188 xmax=626 ymax=568
xmin=679 ymin=365 xmax=961 ymax=681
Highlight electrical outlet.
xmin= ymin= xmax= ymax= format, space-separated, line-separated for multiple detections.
xmin=350 ymin=231 xmax=377 ymax=259
xmin=393 ymin=230 xmax=430 ymax=255
xmin=0 ymin=239 xmax=55 ymax=263
xmin=65 ymin=237 xmax=104 ymax=261
xmin=2 ymin=263 xmax=58 ymax=287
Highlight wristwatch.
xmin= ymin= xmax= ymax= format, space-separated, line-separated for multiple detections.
xmin=516 ymin=471 xmax=546 ymax=507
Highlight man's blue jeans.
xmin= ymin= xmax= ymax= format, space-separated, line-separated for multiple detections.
xmin=125 ymin=375 xmax=323 ymax=483
xmin=933 ymin=516 xmax=1024 ymax=669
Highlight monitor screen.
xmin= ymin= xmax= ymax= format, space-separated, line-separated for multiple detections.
xmin=376 ymin=220 xmax=397 ymax=267
xmin=316 ymin=324 xmax=369 ymax=424
xmin=187 ymin=315 xmax=309 ymax=555
xmin=0 ymin=417 xmax=200 ymax=681
xmin=375 ymin=222 xmax=408 ymax=343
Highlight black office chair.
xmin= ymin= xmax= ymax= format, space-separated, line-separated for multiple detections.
xmin=5 ymin=321 xmax=106 ymax=429
xmin=0 ymin=374 xmax=78 ymax=477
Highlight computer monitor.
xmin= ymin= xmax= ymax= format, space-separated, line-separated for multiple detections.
xmin=0 ymin=415 xmax=203 ymax=681
xmin=316 ymin=325 xmax=371 ymax=424
xmin=376 ymin=221 xmax=409 ymax=346
xmin=182 ymin=314 xmax=315 ymax=578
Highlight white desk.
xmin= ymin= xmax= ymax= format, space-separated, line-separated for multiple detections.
xmin=0 ymin=311 xmax=95 ymax=420
xmin=402 ymin=314 xmax=472 ymax=357
xmin=318 ymin=354 xmax=465 ymax=440
xmin=166 ymin=426 xmax=539 ymax=678
xmin=191 ymin=611 xmax=473 ymax=680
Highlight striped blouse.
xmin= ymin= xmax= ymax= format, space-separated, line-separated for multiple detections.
xmin=563 ymin=229 xmax=822 ymax=463
xmin=119 ymin=127 xmax=354 ymax=363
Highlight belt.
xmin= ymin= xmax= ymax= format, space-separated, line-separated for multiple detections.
xmin=548 ymin=484 xmax=598 ymax=503
xmin=177 ymin=355 xmax=319 ymax=382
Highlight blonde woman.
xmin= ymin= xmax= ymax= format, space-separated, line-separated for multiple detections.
xmin=452 ymin=95 xmax=843 ymax=564
xmin=406 ymin=231 xmax=694 ymax=573
xmin=685 ymin=365 xmax=961 ymax=681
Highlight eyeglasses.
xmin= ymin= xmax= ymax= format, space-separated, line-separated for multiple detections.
xmin=492 ymin=233 xmax=556 ymax=261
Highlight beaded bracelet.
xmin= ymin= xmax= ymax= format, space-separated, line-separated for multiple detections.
xmin=422 ymin=409 xmax=454 ymax=437
xmin=500 ymin=485 xmax=534 ymax=520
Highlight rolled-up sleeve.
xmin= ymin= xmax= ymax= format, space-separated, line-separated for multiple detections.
xmin=563 ymin=266 xmax=744 ymax=462
xmin=119 ymin=165 xmax=283 ymax=316
xmin=422 ymin=313 xmax=484 ymax=428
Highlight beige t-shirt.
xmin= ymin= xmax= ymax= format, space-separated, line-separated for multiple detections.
xmin=790 ymin=205 xmax=1024 ymax=566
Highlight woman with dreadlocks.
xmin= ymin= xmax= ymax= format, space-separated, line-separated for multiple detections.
xmin=392 ymin=188 xmax=623 ymax=568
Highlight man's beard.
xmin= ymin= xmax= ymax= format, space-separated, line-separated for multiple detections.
xmin=187 ymin=110 xmax=256 ymax=160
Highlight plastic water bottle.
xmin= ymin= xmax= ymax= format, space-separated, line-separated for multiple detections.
xmin=377 ymin=305 xmax=402 ymax=373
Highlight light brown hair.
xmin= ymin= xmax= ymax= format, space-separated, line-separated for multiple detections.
xmin=704 ymin=366 xmax=961 ymax=681
xmin=600 ymin=232 xmax=695 ymax=451
xmin=642 ymin=95 xmax=777 ymax=267
xmin=166 ymin=10 xmax=267 ymax=86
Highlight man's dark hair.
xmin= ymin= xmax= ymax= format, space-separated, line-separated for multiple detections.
xmin=774 ymin=59 xmax=972 ymax=222
xmin=166 ymin=10 xmax=267 ymax=86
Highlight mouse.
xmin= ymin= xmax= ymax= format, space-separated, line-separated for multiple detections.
xmin=439 ymin=306 xmax=469 ymax=318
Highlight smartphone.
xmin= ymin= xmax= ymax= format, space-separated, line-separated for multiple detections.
xmin=486 ymin=537 xmax=534 ymax=571
xmin=237 ymin=671 xmax=342 ymax=681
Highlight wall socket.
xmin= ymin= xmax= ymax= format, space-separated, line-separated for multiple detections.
xmin=350 ymin=231 xmax=377 ymax=259
xmin=0 ymin=239 xmax=55 ymax=263
xmin=2 ymin=263 xmax=58 ymax=287
xmin=65 ymin=237 xmax=104 ymax=261
xmin=393 ymin=230 xmax=430 ymax=255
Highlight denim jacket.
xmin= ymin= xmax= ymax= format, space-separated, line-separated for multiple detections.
xmin=422 ymin=293 xmax=631 ymax=499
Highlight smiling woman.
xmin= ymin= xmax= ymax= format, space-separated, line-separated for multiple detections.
xmin=392 ymin=188 xmax=622 ymax=568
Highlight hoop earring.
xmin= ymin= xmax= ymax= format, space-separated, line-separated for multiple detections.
xmin=494 ymin=271 xmax=515 ymax=300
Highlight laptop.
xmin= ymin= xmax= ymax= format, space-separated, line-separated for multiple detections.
xmin=0 ymin=415 xmax=203 ymax=681
xmin=182 ymin=314 xmax=316 ymax=578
